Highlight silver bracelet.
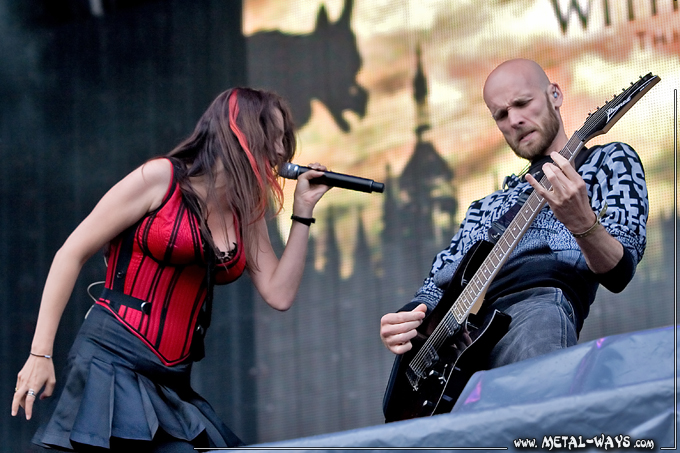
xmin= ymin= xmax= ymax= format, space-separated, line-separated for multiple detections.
xmin=30 ymin=352 xmax=52 ymax=359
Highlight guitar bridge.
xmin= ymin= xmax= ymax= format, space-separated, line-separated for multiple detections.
xmin=406 ymin=367 xmax=420 ymax=390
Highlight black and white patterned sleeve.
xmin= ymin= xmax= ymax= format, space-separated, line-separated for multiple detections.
xmin=407 ymin=198 xmax=489 ymax=312
xmin=583 ymin=142 xmax=648 ymax=265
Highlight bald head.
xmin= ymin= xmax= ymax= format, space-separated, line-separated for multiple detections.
xmin=482 ymin=59 xmax=567 ymax=159
xmin=483 ymin=59 xmax=551 ymax=106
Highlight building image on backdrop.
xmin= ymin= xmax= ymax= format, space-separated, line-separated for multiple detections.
xmin=0 ymin=0 xmax=677 ymax=450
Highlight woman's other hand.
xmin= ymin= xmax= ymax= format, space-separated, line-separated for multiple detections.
xmin=11 ymin=354 xmax=56 ymax=420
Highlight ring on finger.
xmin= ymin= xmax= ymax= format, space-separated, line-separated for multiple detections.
xmin=27 ymin=389 xmax=36 ymax=398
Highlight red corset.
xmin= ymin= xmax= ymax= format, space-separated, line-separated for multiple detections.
xmin=97 ymin=159 xmax=246 ymax=365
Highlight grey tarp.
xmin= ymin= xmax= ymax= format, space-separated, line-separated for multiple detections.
xmin=220 ymin=325 xmax=677 ymax=452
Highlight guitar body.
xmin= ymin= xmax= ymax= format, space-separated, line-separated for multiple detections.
xmin=383 ymin=241 xmax=511 ymax=423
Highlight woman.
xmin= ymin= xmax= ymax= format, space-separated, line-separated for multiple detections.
xmin=11 ymin=88 xmax=331 ymax=451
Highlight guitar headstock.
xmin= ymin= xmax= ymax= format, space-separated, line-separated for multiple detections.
xmin=577 ymin=73 xmax=660 ymax=143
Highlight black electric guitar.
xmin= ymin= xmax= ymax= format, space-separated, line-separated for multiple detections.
xmin=383 ymin=73 xmax=660 ymax=423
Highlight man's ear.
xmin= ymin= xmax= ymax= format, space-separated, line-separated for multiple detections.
xmin=550 ymin=83 xmax=563 ymax=108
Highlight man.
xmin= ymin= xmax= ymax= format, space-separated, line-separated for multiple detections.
xmin=380 ymin=59 xmax=648 ymax=369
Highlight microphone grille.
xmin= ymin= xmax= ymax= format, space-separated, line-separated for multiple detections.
xmin=278 ymin=162 xmax=299 ymax=180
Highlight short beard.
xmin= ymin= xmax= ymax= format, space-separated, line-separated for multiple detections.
xmin=507 ymin=93 xmax=560 ymax=160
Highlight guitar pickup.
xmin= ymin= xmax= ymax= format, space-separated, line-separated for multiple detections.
xmin=422 ymin=344 xmax=439 ymax=368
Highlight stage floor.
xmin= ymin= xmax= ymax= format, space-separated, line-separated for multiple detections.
xmin=235 ymin=325 xmax=677 ymax=452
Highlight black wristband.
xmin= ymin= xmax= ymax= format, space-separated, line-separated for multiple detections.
xmin=291 ymin=215 xmax=315 ymax=226
xmin=595 ymin=247 xmax=636 ymax=293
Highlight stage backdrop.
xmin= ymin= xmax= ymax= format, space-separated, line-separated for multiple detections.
xmin=0 ymin=1 xmax=676 ymax=451
xmin=243 ymin=0 xmax=678 ymax=443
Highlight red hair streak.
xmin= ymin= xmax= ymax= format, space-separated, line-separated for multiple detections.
xmin=228 ymin=90 xmax=266 ymax=213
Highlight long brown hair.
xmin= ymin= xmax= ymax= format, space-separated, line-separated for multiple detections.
xmin=166 ymin=87 xmax=297 ymax=269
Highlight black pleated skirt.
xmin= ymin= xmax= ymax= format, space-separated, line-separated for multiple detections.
xmin=32 ymin=303 xmax=243 ymax=450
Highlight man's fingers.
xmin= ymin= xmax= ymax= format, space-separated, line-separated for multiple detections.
xmin=461 ymin=330 xmax=472 ymax=346
xmin=381 ymin=304 xmax=427 ymax=354
xmin=384 ymin=328 xmax=418 ymax=347
xmin=380 ymin=315 xmax=421 ymax=354
xmin=525 ymin=172 xmax=550 ymax=199
xmin=549 ymin=152 xmax=582 ymax=185
xmin=542 ymin=162 xmax=569 ymax=188
xmin=457 ymin=330 xmax=473 ymax=349
xmin=389 ymin=342 xmax=413 ymax=355
xmin=380 ymin=317 xmax=422 ymax=337
xmin=383 ymin=306 xmax=426 ymax=324
xmin=413 ymin=303 xmax=428 ymax=314
xmin=550 ymin=151 xmax=574 ymax=170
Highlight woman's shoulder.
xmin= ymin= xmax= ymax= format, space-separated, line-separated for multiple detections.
xmin=133 ymin=158 xmax=175 ymax=212
xmin=139 ymin=157 xmax=174 ymax=181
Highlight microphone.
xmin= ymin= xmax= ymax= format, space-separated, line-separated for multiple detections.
xmin=279 ymin=163 xmax=385 ymax=193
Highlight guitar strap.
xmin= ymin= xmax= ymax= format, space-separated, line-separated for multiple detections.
xmin=487 ymin=146 xmax=595 ymax=243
